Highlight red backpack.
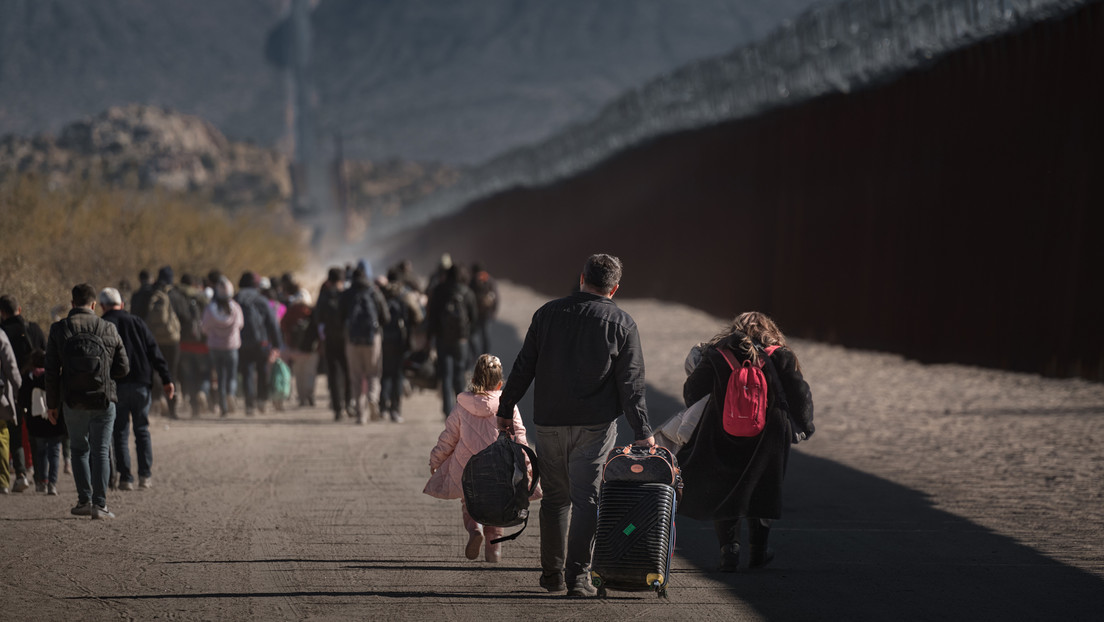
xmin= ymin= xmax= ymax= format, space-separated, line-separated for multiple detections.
xmin=718 ymin=345 xmax=779 ymax=437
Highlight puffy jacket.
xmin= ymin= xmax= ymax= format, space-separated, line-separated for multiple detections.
xmin=202 ymin=300 xmax=245 ymax=351
xmin=235 ymin=287 xmax=282 ymax=350
xmin=44 ymin=308 xmax=130 ymax=409
xmin=423 ymin=390 xmax=537 ymax=500
xmin=497 ymin=291 xmax=652 ymax=440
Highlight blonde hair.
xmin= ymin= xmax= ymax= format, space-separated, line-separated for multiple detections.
xmin=470 ymin=354 xmax=504 ymax=394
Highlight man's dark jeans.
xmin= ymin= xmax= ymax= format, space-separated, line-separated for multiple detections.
xmin=437 ymin=341 xmax=469 ymax=418
xmin=113 ymin=382 xmax=153 ymax=482
xmin=380 ymin=340 xmax=405 ymax=416
xmin=534 ymin=421 xmax=617 ymax=589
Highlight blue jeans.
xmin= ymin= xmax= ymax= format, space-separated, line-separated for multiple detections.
xmin=534 ymin=422 xmax=618 ymax=588
xmin=32 ymin=435 xmax=63 ymax=484
xmin=210 ymin=348 xmax=239 ymax=414
xmin=437 ymin=341 xmax=469 ymax=417
xmin=114 ymin=383 xmax=152 ymax=482
xmin=64 ymin=402 xmax=116 ymax=507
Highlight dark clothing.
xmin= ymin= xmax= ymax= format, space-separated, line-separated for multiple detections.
xmin=113 ymin=382 xmax=152 ymax=482
xmin=425 ymin=281 xmax=478 ymax=347
xmin=21 ymin=370 xmax=65 ymax=438
xmin=316 ymin=284 xmax=346 ymax=347
xmin=496 ymin=291 xmax=652 ymax=440
xmin=0 ymin=315 xmax=46 ymax=369
xmin=129 ymin=284 xmax=154 ymax=322
xmin=235 ymin=287 xmax=282 ymax=350
xmin=676 ymin=335 xmax=814 ymax=521
xmin=340 ymin=281 xmax=390 ymax=345
xmin=101 ymin=310 xmax=173 ymax=388
xmin=45 ymin=308 xmax=129 ymax=410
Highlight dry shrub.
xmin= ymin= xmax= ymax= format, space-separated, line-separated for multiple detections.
xmin=0 ymin=174 xmax=304 ymax=328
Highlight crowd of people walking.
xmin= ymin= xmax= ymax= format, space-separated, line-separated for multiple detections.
xmin=2 ymin=250 xmax=814 ymax=602
xmin=0 ymin=256 xmax=502 ymax=515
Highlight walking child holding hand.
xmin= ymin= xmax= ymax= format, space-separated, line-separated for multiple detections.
xmin=423 ymin=354 xmax=538 ymax=563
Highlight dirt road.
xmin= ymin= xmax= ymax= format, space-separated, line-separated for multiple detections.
xmin=2 ymin=282 xmax=1102 ymax=621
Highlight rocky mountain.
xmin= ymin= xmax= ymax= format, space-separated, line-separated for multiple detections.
xmin=0 ymin=0 xmax=824 ymax=165
xmin=0 ymin=105 xmax=460 ymax=215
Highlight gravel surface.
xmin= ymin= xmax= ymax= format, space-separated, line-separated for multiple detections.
xmin=2 ymin=281 xmax=1101 ymax=621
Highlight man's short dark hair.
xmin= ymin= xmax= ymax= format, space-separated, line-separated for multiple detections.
xmin=72 ymin=283 xmax=97 ymax=307
xmin=0 ymin=295 xmax=17 ymax=317
xmin=582 ymin=254 xmax=622 ymax=294
xmin=327 ymin=267 xmax=344 ymax=284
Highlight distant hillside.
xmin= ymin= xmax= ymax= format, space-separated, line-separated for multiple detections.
xmin=0 ymin=0 xmax=823 ymax=165
xmin=0 ymin=106 xmax=460 ymax=217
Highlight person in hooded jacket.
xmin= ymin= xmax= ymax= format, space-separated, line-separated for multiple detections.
xmin=339 ymin=262 xmax=390 ymax=424
xmin=235 ymin=272 xmax=283 ymax=415
xmin=202 ymin=277 xmax=244 ymax=417
xmin=676 ymin=311 xmax=815 ymax=572
xmin=423 ymin=354 xmax=536 ymax=563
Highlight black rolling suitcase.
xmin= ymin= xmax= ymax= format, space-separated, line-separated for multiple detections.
xmin=591 ymin=445 xmax=681 ymax=598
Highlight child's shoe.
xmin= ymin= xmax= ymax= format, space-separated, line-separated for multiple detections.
xmin=465 ymin=532 xmax=484 ymax=560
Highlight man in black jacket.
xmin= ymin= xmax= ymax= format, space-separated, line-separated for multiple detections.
xmin=45 ymin=284 xmax=129 ymax=519
xmin=0 ymin=294 xmax=47 ymax=493
xmin=425 ymin=263 xmax=479 ymax=419
xmin=496 ymin=253 xmax=654 ymax=597
xmin=99 ymin=288 xmax=174 ymax=491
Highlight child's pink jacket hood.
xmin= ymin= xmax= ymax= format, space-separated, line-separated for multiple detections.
xmin=423 ymin=390 xmax=538 ymax=500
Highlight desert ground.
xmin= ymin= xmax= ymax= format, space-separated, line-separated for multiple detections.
xmin=2 ymin=281 xmax=1102 ymax=621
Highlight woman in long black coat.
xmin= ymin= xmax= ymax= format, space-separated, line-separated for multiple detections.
xmin=676 ymin=312 xmax=814 ymax=571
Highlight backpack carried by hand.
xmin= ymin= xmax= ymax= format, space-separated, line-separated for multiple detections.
xmin=717 ymin=345 xmax=779 ymax=437
xmin=461 ymin=432 xmax=540 ymax=544
xmin=147 ymin=288 xmax=181 ymax=344
xmin=62 ymin=328 xmax=111 ymax=409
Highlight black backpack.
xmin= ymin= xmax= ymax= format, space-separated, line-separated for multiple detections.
xmin=440 ymin=287 xmax=471 ymax=344
xmin=344 ymin=287 xmax=380 ymax=345
xmin=382 ymin=296 xmax=407 ymax=344
xmin=461 ymin=432 xmax=540 ymax=544
xmin=62 ymin=329 xmax=110 ymax=409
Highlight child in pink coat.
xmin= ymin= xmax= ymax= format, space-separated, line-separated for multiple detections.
xmin=423 ymin=354 xmax=536 ymax=563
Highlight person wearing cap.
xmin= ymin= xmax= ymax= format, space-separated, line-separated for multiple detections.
xmin=99 ymin=287 xmax=174 ymax=491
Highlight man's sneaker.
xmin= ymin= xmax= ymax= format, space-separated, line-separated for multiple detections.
xmin=91 ymin=505 xmax=116 ymax=519
xmin=138 ymin=476 xmax=152 ymax=490
xmin=539 ymin=572 xmax=566 ymax=592
xmin=566 ymin=582 xmax=598 ymax=598
xmin=47 ymin=483 xmax=58 ymax=496
xmin=35 ymin=480 xmax=47 ymax=493
xmin=12 ymin=476 xmax=30 ymax=492
xmin=71 ymin=502 xmax=92 ymax=516
xmin=118 ymin=480 xmax=135 ymax=491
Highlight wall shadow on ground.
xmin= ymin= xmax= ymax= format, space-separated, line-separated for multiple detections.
xmin=489 ymin=298 xmax=1104 ymax=620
